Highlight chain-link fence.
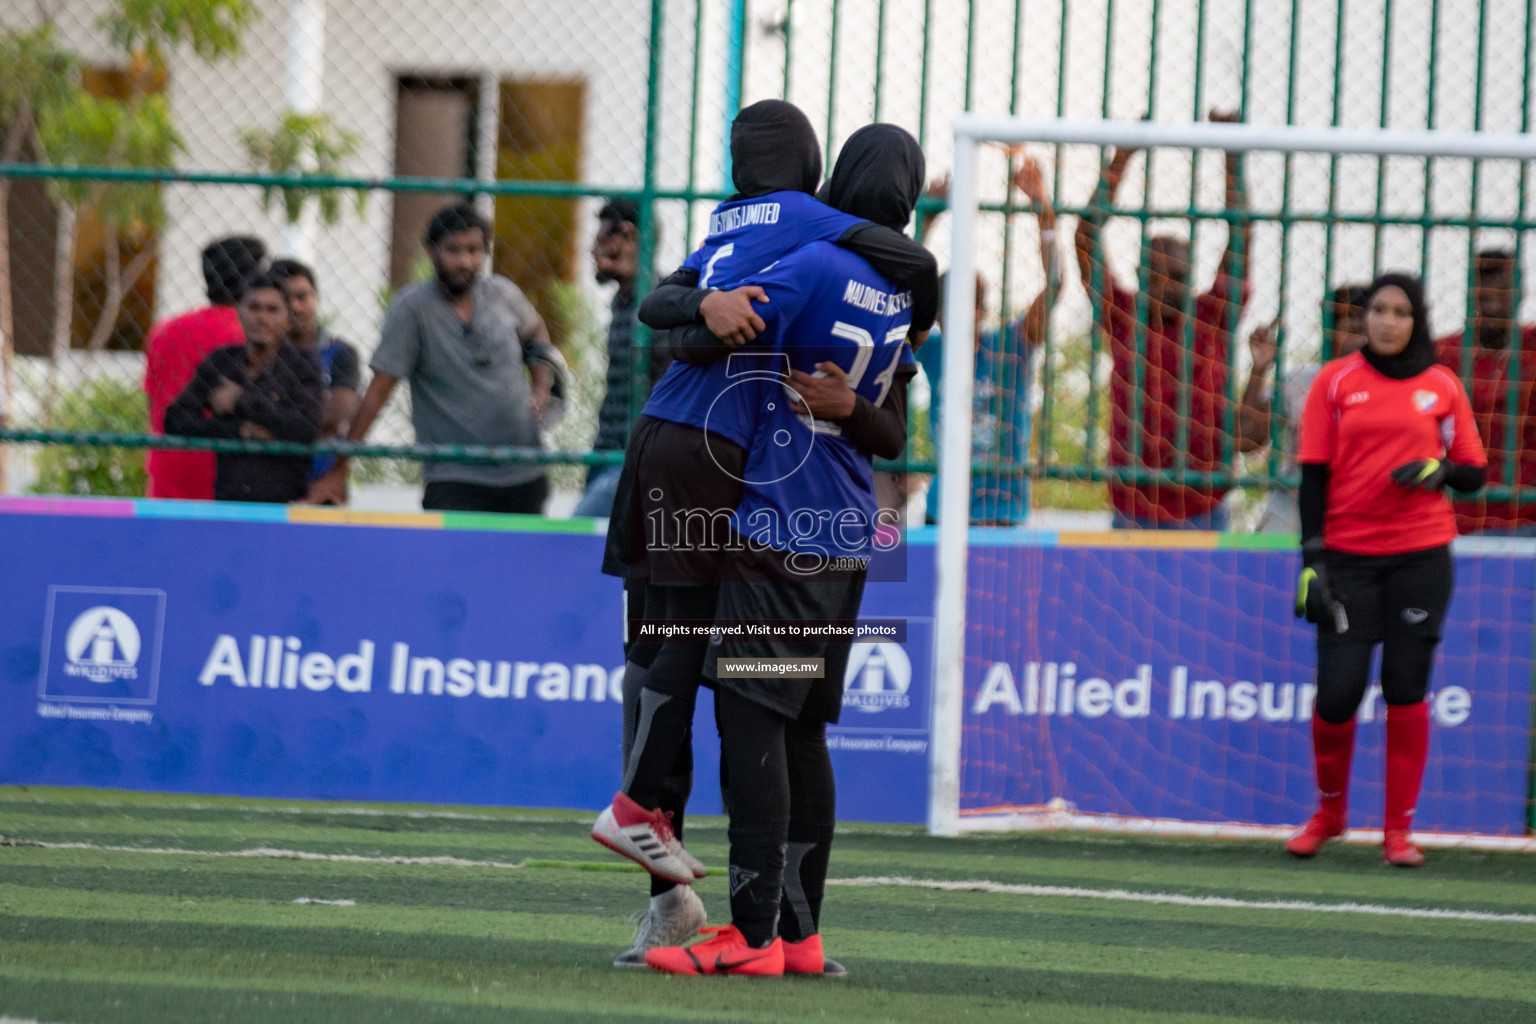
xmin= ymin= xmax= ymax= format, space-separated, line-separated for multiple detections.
xmin=2 ymin=0 xmax=1533 ymax=525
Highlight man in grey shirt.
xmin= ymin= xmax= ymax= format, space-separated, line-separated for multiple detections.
xmin=311 ymin=203 xmax=558 ymax=513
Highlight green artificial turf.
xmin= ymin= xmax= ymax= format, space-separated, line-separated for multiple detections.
xmin=0 ymin=786 xmax=1533 ymax=1023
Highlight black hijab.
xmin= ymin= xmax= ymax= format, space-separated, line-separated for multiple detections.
xmin=1361 ymin=272 xmax=1436 ymax=380
xmin=730 ymin=100 xmax=822 ymax=198
xmin=816 ymin=123 xmax=926 ymax=231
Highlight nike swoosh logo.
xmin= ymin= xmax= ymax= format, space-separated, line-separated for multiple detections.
xmin=714 ymin=952 xmax=769 ymax=972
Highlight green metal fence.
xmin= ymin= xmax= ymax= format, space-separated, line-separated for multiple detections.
xmin=2 ymin=0 xmax=1534 ymax=522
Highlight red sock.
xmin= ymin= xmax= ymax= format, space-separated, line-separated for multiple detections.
xmin=1385 ymin=702 xmax=1431 ymax=832
xmin=1312 ymin=716 xmax=1356 ymax=820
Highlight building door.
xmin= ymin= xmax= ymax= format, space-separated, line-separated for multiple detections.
xmin=493 ymin=79 xmax=585 ymax=344
xmin=389 ymin=76 xmax=479 ymax=290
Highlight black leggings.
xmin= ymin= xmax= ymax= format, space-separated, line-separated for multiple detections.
xmin=1314 ymin=545 xmax=1453 ymax=724
xmin=714 ymin=688 xmax=836 ymax=948
xmin=623 ymin=584 xmax=717 ymax=807
xmin=619 ymin=580 xmax=699 ymax=897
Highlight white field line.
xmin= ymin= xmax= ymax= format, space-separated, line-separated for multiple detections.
xmin=0 ymin=836 xmax=525 ymax=869
xmin=0 ymin=797 xmax=567 ymax=825
xmin=960 ymin=810 xmax=1536 ymax=853
xmin=292 ymin=898 xmax=356 ymax=906
xmin=5 ymin=834 xmax=1532 ymax=926
xmin=828 ymin=875 xmax=1536 ymax=925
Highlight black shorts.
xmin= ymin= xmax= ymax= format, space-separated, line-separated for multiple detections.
xmin=1319 ymin=544 xmax=1454 ymax=646
xmin=602 ymin=415 xmax=746 ymax=583
xmin=704 ymin=545 xmax=867 ymax=723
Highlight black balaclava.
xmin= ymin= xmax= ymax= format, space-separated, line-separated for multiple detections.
xmin=730 ymin=100 xmax=822 ymax=198
xmin=817 ymin=123 xmax=926 ymax=231
xmin=1361 ymin=272 xmax=1436 ymax=380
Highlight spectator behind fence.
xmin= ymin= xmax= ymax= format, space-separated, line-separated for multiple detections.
xmin=144 ymin=236 xmax=266 ymax=499
xmin=309 ymin=203 xmax=558 ymax=514
xmin=269 ymin=259 xmax=363 ymax=499
xmin=1435 ymin=248 xmax=1536 ymax=535
xmin=1238 ymin=285 xmax=1369 ymax=533
xmin=1075 ymin=110 xmax=1252 ymax=530
xmin=573 ymin=199 xmax=673 ymax=518
xmin=918 ymin=156 xmax=1058 ymax=526
xmin=164 ymin=273 xmax=323 ymax=503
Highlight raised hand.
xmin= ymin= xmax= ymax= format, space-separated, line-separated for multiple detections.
xmin=1010 ymin=155 xmax=1048 ymax=204
xmin=1247 ymin=318 xmax=1280 ymax=377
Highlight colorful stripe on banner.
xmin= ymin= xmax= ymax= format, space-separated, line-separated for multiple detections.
xmin=0 ymin=498 xmax=1517 ymax=555
xmin=0 ymin=495 xmax=608 ymax=536
xmin=902 ymin=525 xmax=1299 ymax=550
xmin=0 ymin=496 xmax=135 ymax=517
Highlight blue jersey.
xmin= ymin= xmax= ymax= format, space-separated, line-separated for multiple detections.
xmin=310 ymin=340 xmax=345 ymax=481
xmin=729 ymin=241 xmax=915 ymax=561
xmin=641 ymin=191 xmax=867 ymax=448
xmin=918 ymin=325 xmax=1035 ymax=524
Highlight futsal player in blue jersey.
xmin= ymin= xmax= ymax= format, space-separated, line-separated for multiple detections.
xmin=642 ymin=124 xmax=925 ymax=977
xmin=593 ymin=103 xmax=934 ymax=968
xmin=594 ymin=107 xmax=929 ymax=846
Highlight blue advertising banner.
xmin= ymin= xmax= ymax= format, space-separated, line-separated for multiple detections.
xmin=958 ymin=545 xmax=1535 ymax=835
xmin=0 ymin=511 xmax=929 ymax=824
xmin=0 ymin=509 xmax=1529 ymax=834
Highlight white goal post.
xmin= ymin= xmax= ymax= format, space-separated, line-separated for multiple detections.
xmin=928 ymin=116 xmax=1536 ymax=839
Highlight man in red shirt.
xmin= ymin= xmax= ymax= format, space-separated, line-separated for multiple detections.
xmin=143 ymin=236 xmax=267 ymax=499
xmin=1434 ymin=248 xmax=1536 ymax=535
xmin=1075 ymin=110 xmax=1252 ymax=529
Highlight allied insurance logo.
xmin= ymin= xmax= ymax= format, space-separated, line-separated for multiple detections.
xmin=64 ymin=607 xmax=142 ymax=682
xmin=842 ymin=642 xmax=912 ymax=714
xmin=39 ymin=586 xmax=166 ymax=705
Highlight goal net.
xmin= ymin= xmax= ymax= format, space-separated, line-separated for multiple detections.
xmin=929 ymin=116 xmax=1536 ymax=848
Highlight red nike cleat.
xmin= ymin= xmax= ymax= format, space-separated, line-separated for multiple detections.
xmin=1382 ymin=829 xmax=1424 ymax=867
xmin=645 ymin=924 xmax=783 ymax=976
xmin=1285 ymin=811 xmax=1347 ymax=858
xmin=783 ymin=933 xmax=847 ymax=979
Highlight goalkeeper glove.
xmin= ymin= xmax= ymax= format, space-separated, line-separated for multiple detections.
xmin=1389 ymin=458 xmax=1448 ymax=491
xmin=1295 ymin=539 xmax=1349 ymax=634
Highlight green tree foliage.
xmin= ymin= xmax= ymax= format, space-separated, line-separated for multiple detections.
xmin=0 ymin=25 xmax=79 ymax=444
xmin=42 ymin=92 xmax=184 ymax=228
xmin=1032 ymin=328 xmax=1113 ymax=512
xmin=100 ymin=0 xmax=256 ymax=63
xmin=0 ymin=25 xmax=78 ymax=134
xmin=28 ymin=377 xmax=148 ymax=496
xmin=241 ymin=111 xmax=364 ymax=225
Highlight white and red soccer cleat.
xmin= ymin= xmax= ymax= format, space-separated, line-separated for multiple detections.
xmin=645 ymin=924 xmax=784 ymax=976
xmin=591 ymin=792 xmax=697 ymax=885
xmin=1285 ymin=811 xmax=1347 ymax=858
xmin=672 ymin=840 xmax=707 ymax=879
xmin=613 ymin=885 xmax=708 ymax=969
